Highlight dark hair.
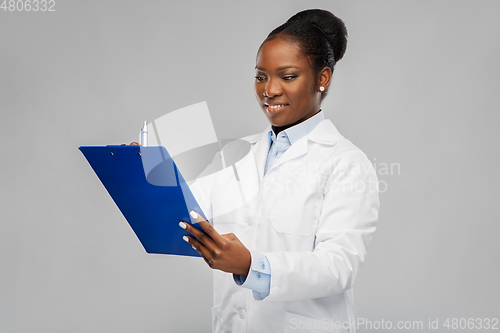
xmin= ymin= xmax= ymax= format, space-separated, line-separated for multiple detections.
xmin=263 ymin=9 xmax=348 ymax=99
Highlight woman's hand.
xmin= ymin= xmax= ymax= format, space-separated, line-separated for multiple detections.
xmin=179 ymin=210 xmax=251 ymax=277
xmin=130 ymin=142 xmax=140 ymax=145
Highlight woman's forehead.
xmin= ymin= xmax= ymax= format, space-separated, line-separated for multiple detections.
xmin=256 ymin=38 xmax=309 ymax=71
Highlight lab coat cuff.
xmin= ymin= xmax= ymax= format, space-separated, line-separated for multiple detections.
xmin=250 ymin=250 xmax=271 ymax=274
xmin=232 ymin=251 xmax=271 ymax=298
xmin=259 ymin=252 xmax=282 ymax=301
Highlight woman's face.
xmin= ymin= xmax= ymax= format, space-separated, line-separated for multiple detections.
xmin=255 ymin=37 xmax=322 ymax=128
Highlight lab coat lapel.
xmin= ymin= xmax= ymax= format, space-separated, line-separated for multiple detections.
xmin=255 ymin=135 xmax=308 ymax=221
xmin=232 ymin=126 xmax=270 ymax=210
xmin=257 ymin=120 xmax=341 ymax=218
xmin=268 ymin=119 xmax=341 ymax=172
xmin=250 ymin=126 xmax=272 ymax=182
xmin=237 ymin=120 xmax=341 ymax=220
xmin=248 ymin=119 xmax=340 ymax=179
xmin=266 ymin=137 xmax=308 ymax=173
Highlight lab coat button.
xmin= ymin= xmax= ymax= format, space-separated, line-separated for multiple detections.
xmin=239 ymin=309 xmax=246 ymax=319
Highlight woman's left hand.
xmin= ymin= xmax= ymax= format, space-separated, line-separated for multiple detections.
xmin=180 ymin=211 xmax=251 ymax=277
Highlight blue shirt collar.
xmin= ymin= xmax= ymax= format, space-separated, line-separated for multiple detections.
xmin=267 ymin=110 xmax=325 ymax=146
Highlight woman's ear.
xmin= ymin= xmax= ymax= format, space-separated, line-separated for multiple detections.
xmin=318 ymin=67 xmax=333 ymax=91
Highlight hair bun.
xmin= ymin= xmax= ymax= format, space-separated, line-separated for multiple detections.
xmin=287 ymin=9 xmax=347 ymax=62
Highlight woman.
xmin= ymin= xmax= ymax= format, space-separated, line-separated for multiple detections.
xmin=180 ymin=9 xmax=379 ymax=333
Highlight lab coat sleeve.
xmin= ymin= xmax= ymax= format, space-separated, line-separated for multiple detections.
xmin=262 ymin=151 xmax=380 ymax=302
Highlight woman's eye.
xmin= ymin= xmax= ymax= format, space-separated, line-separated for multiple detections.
xmin=283 ymin=75 xmax=297 ymax=81
xmin=255 ymin=76 xmax=266 ymax=82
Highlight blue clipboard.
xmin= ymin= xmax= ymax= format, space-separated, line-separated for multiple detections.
xmin=79 ymin=145 xmax=208 ymax=257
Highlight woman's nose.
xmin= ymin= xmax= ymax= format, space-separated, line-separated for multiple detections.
xmin=265 ymin=79 xmax=282 ymax=98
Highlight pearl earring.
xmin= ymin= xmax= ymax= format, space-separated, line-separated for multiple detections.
xmin=319 ymin=86 xmax=325 ymax=92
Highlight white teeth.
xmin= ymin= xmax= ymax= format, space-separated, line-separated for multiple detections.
xmin=268 ymin=104 xmax=285 ymax=109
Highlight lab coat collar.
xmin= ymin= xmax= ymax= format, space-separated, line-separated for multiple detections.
xmin=244 ymin=119 xmax=342 ymax=146
xmin=253 ymin=119 xmax=342 ymax=177
xmin=307 ymin=119 xmax=342 ymax=146
xmin=269 ymin=110 xmax=325 ymax=146
xmin=242 ymin=125 xmax=272 ymax=144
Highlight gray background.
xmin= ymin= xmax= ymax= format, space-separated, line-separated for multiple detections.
xmin=1 ymin=1 xmax=499 ymax=332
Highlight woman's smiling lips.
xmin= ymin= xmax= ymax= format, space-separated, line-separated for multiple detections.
xmin=264 ymin=103 xmax=289 ymax=114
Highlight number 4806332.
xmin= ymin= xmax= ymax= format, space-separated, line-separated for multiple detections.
xmin=1 ymin=0 xmax=56 ymax=11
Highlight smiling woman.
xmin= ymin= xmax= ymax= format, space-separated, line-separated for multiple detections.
xmin=254 ymin=8 xmax=346 ymax=130
xmin=255 ymin=38 xmax=327 ymax=128
xmin=184 ymin=8 xmax=380 ymax=333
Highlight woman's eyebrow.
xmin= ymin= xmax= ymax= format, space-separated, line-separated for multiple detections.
xmin=255 ymin=65 xmax=300 ymax=72
xmin=276 ymin=65 xmax=300 ymax=71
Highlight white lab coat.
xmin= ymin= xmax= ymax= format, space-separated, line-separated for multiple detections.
xmin=190 ymin=118 xmax=380 ymax=333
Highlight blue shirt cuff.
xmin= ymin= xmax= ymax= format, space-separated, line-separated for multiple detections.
xmin=233 ymin=251 xmax=271 ymax=300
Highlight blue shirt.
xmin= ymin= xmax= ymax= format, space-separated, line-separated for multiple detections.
xmin=233 ymin=110 xmax=325 ymax=300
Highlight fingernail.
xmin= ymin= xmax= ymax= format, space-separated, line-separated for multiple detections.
xmin=179 ymin=222 xmax=187 ymax=229
xmin=183 ymin=236 xmax=189 ymax=243
xmin=190 ymin=211 xmax=198 ymax=219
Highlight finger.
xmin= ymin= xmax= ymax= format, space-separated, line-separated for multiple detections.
xmin=179 ymin=221 xmax=216 ymax=251
xmin=201 ymin=255 xmax=213 ymax=266
xmin=130 ymin=142 xmax=140 ymax=146
xmin=221 ymin=233 xmax=237 ymax=241
xmin=189 ymin=210 xmax=227 ymax=248
xmin=183 ymin=235 xmax=213 ymax=266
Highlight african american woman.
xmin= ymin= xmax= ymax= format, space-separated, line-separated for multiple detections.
xmin=180 ymin=9 xmax=379 ymax=333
